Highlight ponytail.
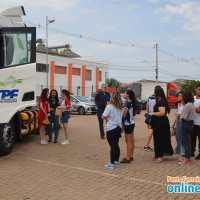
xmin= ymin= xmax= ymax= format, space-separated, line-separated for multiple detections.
xmin=125 ymin=89 xmax=137 ymax=116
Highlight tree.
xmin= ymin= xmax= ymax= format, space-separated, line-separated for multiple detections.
xmin=105 ymin=78 xmax=121 ymax=88
xmin=181 ymin=80 xmax=200 ymax=93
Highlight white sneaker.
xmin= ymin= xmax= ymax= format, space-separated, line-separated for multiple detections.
xmin=43 ymin=140 xmax=48 ymax=144
xmin=39 ymin=140 xmax=48 ymax=145
xmin=61 ymin=140 xmax=69 ymax=145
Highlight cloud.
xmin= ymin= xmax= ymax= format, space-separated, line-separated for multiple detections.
xmin=170 ymin=35 xmax=187 ymax=45
xmin=155 ymin=2 xmax=200 ymax=32
xmin=1 ymin=0 xmax=82 ymax=11
xmin=146 ymin=0 xmax=160 ymax=3
xmin=126 ymin=4 xmax=138 ymax=11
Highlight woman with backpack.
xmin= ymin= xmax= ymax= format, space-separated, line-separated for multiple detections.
xmin=120 ymin=89 xmax=137 ymax=164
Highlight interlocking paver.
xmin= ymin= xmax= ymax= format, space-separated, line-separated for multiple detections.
xmin=0 ymin=110 xmax=199 ymax=200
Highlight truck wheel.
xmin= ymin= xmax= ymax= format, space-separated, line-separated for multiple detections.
xmin=78 ymin=107 xmax=85 ymax=115
xmin=0 ymin=119 xmax=15 ymax=156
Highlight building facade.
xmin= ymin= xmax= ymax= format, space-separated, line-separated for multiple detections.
xmin=36 ymin=49 xmax=108 ymax=97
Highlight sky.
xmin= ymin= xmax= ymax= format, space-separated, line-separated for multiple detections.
xmin=1 ymin=0 xmax=200 ymax=83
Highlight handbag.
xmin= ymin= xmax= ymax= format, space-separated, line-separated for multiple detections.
xmin=144 ymin=113 xmax=151 ymax=125
xmin=171 ymin=127 xmax=176 ymax=136
xmin=55 ymin=108 xmax=62 ymax=117
xmin=42 ymin=116 xmax=50 ymax=125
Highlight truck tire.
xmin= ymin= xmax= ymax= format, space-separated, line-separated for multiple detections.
xmin=78 ymin=107 xmax=85 ymax=115
xmin=0 ymin=119 xmax=15 ymax=156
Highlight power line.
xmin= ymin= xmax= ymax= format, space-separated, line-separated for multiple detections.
xmin=24 ymin=20 xmax=154 ymax=48
xmin=158 ymin=48 xmax=200 ymax=66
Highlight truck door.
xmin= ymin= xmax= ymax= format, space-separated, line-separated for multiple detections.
xmin=0 ymin=27 xmax=36 ymax=123
xmin=168 ymin=90 xmax=178 ymax=106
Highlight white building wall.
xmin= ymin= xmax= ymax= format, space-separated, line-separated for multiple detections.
xmin=36 ymin=52 xmax=108 ymax=97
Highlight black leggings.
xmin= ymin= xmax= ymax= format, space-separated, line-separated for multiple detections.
xmin=106 ymin=126 xmax=121 ymax=164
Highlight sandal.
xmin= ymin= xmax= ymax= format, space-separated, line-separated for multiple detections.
xmin=155 ymin=159 xmax=163 ymax=163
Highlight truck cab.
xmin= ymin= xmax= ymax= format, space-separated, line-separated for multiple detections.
xmin=167 ymin=82 xmax=179 ymax=107
xmin=0 ymin=6 xmax=36 ymax=156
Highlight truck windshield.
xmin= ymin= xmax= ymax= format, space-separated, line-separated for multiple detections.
xmin=0 ymin=28 xmax=35 ymax=69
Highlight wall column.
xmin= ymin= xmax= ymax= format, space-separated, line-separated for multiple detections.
xmin=50 ymin=61 xmax=55 ymax=91
xmin=68 ymin=63 xmax=72 ymax=92
xmin=82 ymin=65 xmax=86 ymax=96
xmin=96 ymin=67 xmax=99 ymax=92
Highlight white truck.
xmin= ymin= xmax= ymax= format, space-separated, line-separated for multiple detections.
xmin=0 ymin=6 xmax=37 ymax=156
xmin=132 ymin=81 xmax=180 ymax=106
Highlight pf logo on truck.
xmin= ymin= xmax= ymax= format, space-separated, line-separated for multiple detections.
xmin=0 ymin=76 xmax=23 ymax=103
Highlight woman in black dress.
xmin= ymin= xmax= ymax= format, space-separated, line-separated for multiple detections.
xmin=150 ymin=86 xmax=174 ymax=163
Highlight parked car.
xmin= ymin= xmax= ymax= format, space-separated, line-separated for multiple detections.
xmin=70 ymin=95 xmax=97 ymax=115
xmin=137 ymin=99 xmax=147 ymax=110
xmin=59 ymin=97 xmax=73 ymax=113
xmin=89 ymin=92 xmax=97 ymax=102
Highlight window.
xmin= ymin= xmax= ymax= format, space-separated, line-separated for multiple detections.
xmin=72 ymin=68 xmax=80 ymax=76
xmin=36 ymin=63 xmax=49 ymax=72
xmin=169 ymin=90 xmax=177 ymax=97
xmin=105 ymin=72 xmax=108 ymax=79
xmin=86 ymin=69 xmax=92 ymax=81
xmin=55 ymin=65 xmax=67 ymax=74
xmin=0 ymin=27 xmax=36 ymax=69
xmin=99 ymin=71 xmax=102 ymax=81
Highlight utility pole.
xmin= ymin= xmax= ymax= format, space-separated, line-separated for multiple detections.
xmin=46 ymin=16 xmax=55 ymax=88
xmin=156 ymin=43 xmax=158 ymax=83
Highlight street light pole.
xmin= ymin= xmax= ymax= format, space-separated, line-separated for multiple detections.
xmin=46 ymin=16 xmax=55 ymax=88
xmin=46 ymin=16 xmax=48 ymax=88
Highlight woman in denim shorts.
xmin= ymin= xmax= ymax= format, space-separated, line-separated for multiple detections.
xmin=58 ymin=89 xmax=71 ymax=145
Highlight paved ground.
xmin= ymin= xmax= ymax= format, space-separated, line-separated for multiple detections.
xmin=0 ymin=110 xmax=200 ymax=200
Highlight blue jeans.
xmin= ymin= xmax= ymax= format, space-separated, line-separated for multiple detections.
xmin=97 ymin=108 xmax=105 ymax=138
xmin=47 ymin=110 xmax=60 ymax=140
xmin=175 ymin=116 xmax=185 ymax=154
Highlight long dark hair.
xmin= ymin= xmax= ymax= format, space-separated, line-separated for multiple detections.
xmin=154 ymin=86 xmax=170 ymax=114
xmin=49 ymin=89 xmax=59 ymax=101
xmin=62 ymin=89 xmax=70 ymax=100
xmin=40 ymin=88 xmax=49 ymax=101
xmin=182 ymin=91 xmax=194 ymax=104
xmin=125 ymin=89 xmax=137 ymax=116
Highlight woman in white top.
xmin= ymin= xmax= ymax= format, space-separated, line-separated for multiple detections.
xmin=102 ymin=92 xmax=124 ymax=169
xmin=172 ymin=91 xmax=185 ymax=155
xmin=58 ymin=89 xmax=71 ymax=145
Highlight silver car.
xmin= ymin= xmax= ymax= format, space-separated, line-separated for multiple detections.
xmin=70 ymin=95 xmax=97 ymax=115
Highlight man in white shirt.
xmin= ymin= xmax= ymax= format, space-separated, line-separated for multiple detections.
xmin=144 ymin=94 xmax=156 ymax=151
xmin=191 ymin=84 xmax=200 ymax=160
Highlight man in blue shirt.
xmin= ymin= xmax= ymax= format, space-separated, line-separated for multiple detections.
xmin=95 ymin=84 xmax=110 ymax=139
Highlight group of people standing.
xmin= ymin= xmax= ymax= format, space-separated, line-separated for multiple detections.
xmin=143 ymin=85 xmax=200 ymax=164
xmin=172 ymin=85 xmax=200 ymax=163
xmin=95 ymin=83 xmax=200 ymax=169
xmin=95 ymin=84 xmax=136 ymax=169
xmin=37 ymin=88 xmax=71 ymax=145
